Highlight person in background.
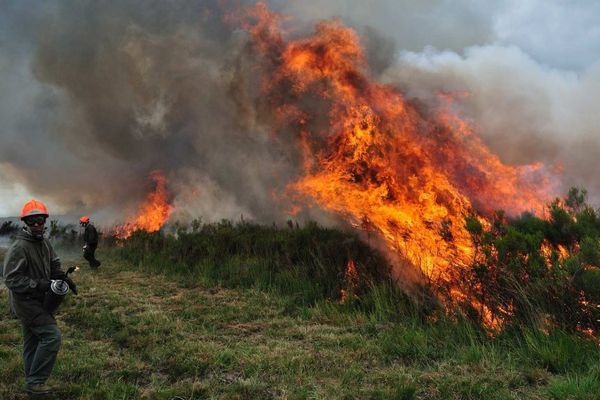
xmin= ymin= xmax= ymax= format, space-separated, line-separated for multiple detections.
xmin=2 ymin=199 xmax=77 ymax=396
xmin=79 ymin=216 xmax=101 ymax=268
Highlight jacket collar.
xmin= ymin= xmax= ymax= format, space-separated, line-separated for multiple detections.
xmin=18 ymin=227 xmax=45 ymax=242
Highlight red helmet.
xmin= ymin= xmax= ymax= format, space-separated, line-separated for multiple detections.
xmin=80 ymin=216 xmax=90 ymax=224
xmin=20 ymin=200 xmax=49 ymax=220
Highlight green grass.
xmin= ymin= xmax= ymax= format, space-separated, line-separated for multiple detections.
xmin=113 ymin=221 xmax=396 ymax=310
xmin=1 ymin=243 xmax=599 ymax=399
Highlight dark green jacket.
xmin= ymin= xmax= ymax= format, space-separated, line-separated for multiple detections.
xmin=83 ymin=224 xmax=98 ymax=246
xmin=2 ymin=229 xmax=65 ymax=326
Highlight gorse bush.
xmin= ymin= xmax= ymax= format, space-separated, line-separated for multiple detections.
xmin=460 ymin=188 xmax=600 ymax=333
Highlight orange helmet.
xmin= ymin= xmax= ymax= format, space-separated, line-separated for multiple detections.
xmin=20 ymin=200 xmax=49 ymax=220
xmin=80 ymin=216 xmax=90 ymax=224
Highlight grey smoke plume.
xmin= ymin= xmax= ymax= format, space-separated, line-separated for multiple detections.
xmin=1 ymin=0 xmax=599 ymax=222
xmin=1 ymin=0 xmax=297 ymax=224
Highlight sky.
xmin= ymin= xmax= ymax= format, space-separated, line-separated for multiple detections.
xmin=0 ymin=0 xmax=599 ymax=221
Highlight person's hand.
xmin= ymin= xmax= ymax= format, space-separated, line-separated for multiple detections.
xmin=64 ymin=277 xmax=78 ymax=295
xmin=36 ymin=278 xmax=51 ymax=293
xmin=52 ymin=271 xmax=67 ymax=280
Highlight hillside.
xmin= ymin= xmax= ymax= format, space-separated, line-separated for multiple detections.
xmin=0 ymin=246 xmax=598 ymax=400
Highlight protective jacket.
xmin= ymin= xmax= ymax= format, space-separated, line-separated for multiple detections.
xmin=83 ymin=224 xmax=98 ymax=246
xmin=2 ymin=229 xmax=65 ymax=326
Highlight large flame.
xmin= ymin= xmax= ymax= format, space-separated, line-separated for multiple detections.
xmin=237 ymin=3 xmax=556 ymax=323
xmin=115 ymin=171 xmax=173 ymax=239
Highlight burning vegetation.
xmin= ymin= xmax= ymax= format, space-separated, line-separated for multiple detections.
xmin=114 ymin=171 xmax=173 ymax=240
xmin=229 ymin=3 xmax=585 ymax=331
xmin=237 ymin=4 xmax=552 ymax=258
xmin=103 ymin=3 xmax=598 ymax=336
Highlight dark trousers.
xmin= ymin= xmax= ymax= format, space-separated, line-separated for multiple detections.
xmin=83 ymin=244 xmax=100 ymax=268
xmin=22 ymin=324 xmax=61 ymax=386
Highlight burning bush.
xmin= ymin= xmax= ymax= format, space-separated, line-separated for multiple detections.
xmin=114 ymin=171 xmax=173 ymax=240
xmin=458 ymin=188 xmax=600 ymax=334
xmin=229 ymin=3 xmax=564 ymax=330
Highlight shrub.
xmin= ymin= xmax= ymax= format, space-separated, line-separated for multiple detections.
xmin=461 ymin=188 xmax=600 ymax=333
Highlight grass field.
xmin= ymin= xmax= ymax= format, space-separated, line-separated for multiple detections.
xmin=1 ymin=244 xmax=599 ymax=400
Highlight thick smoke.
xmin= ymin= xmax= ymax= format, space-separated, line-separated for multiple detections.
xmin=1 ymin=1 xmax=599 ymax=223
xmin=1 ymin=0 xmax=301 ymax=225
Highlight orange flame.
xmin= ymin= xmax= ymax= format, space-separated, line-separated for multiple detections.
xmin=238 ymin=4 xmax=557 ymax=327
xmin=340 ymin=258 xmax=359 ymax=304
xmin=115 ymin=171 xmax=173 ymax=239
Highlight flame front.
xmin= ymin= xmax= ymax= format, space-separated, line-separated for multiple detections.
xmin=115 ymin=171 xmax=173 ymax=239
xmin=238 ymin=4 xmax=555 ymax=312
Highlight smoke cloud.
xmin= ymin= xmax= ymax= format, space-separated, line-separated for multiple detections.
xmin=1 ymin=0 xmax=296 ymax=224
xmin=0 ymin=1 xmax=599 ymax=223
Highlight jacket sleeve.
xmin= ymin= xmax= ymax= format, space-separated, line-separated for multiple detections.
xmin=3 ymin=245 xmax=40 ymax=294
xmin=47 ymin=240 xmax=66 ymax=280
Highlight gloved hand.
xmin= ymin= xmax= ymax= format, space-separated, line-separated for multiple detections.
xmin=36 ymin=278 xmax=51 ymax=293
xmin=52 ymin=271 xmax=67 ymax=280
xmin=64 ymin=277 xmax=78 ymax=295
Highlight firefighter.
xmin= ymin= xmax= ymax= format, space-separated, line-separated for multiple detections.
xmin=2 ymin=200 xmax=77 ymax=396
xmin=79 ymin=216 xmax=101 ymax=268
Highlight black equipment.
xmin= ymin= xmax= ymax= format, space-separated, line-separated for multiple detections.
xmin=43 ymin=266 xmax=77 ymax=314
